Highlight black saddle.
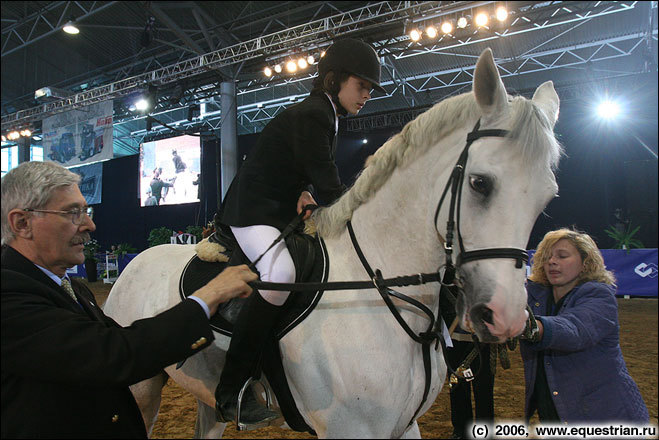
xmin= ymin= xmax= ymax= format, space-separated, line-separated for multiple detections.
xmin=178 ymin=226 xmax=328 ymax=433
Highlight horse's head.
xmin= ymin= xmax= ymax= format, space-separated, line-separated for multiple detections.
xmin=448 ymin=49 xmax=561 ymax=343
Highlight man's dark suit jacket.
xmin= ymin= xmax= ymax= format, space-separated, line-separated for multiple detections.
xmin=1 ymin=245 xmax=214 ymax=438
xmin=219 ymin=91 xmax=347 ymax=230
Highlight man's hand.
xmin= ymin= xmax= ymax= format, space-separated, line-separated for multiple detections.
xmin=297 ymin=191 xmax=317 ymax=220
xmin=192 ymin=265 xmax=258 ymax=315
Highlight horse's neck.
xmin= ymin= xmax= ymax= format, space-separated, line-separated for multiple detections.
xmin=348 ymin=134 xmax=463 ymax=279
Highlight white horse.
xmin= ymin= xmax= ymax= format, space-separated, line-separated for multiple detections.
xmin=104 ymin=49 xmax=561 ymax=438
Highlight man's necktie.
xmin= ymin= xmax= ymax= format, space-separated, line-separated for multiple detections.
xmin=61 ymin=278 xmax=78 ymax=302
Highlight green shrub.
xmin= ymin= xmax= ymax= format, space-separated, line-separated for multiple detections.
xmin=186 ymin=225 xmax=203 ymax=243
xmin=148 ymin=226 xmax=175 ymax=248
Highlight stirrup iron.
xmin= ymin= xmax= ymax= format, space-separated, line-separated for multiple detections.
xmin=235 ymin=377 xmax=279 ymax=431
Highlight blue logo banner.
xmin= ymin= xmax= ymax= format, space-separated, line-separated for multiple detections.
xmin=69 ymin=162 xmax=103 ymax=205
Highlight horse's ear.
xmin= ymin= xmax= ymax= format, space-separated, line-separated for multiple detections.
xmin=473 ymin=48 xmax=508 ymax=119
xmin=532 ymin=81 xmax=560 ymax=127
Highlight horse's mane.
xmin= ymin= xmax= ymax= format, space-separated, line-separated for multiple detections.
xmin=310 ymin=91 xmax=562 ymax=238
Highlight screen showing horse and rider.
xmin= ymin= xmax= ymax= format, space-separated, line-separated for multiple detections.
xmin=139 ymin=134 xmax=201 ymax=207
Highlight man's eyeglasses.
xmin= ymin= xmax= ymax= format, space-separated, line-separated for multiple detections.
xmin=23 ymin=206 xmax=94 ymax=225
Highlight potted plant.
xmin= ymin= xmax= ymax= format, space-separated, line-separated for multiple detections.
xmin=148 ymin=226 xmax=175 ymax=247
xmin=604 ymin=223 xmax=644 ymax=252
xmin=83 ymin=239 xmax=100 ymax=282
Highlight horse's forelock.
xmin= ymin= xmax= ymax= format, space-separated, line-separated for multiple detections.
xmin=313 ymin=91 xmax=561 ymax=238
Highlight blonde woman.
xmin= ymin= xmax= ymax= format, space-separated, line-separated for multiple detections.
xmin=521 ymin=228 xmax=648 ymax=424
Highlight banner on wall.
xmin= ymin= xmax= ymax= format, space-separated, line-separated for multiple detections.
xmin=528 ymin=249 xmax=658 ymax=297
xmin=42 ymin=100 xmax=114 ymax=168
xmin=69 ymin=162 xmax=103 ymax=205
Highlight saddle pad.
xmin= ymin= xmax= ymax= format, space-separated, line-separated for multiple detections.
xmin=179 ymin=233 xmax=329 ymax=338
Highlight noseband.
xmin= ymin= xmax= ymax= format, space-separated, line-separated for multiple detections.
xmin=433 ymin=119 xmax=528 ymax=285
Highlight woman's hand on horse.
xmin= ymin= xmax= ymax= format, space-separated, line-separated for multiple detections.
xmin=297 ymin=191 xmax=317 ymax=220
xmin=192 ymin=265 xmax=258 ymax=315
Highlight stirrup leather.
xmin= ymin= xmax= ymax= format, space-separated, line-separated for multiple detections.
xmin=236 ymin=377 xmax=281 ymax=431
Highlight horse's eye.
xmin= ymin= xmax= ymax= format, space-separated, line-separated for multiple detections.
xmin=469 ymin=175 xmax=491 ymax=196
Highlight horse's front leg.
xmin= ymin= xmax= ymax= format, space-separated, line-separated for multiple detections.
xmin=400 ymin=421 xmax=421 ymax=439
xmin=129 ymin=371 xmax=169 ymax=437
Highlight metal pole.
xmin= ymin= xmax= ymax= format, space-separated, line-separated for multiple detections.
xmin=17 ymin=136 xmax=31 ymax=164
xmin=220 ymin=81 xmax=238 ymax=201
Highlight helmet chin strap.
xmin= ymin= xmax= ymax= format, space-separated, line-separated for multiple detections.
xmin=329 ymin=91 xmax=348 ymax=116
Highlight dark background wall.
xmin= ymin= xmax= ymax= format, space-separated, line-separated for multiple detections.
xmin=91 ymin=77 xmax=658 ymax=252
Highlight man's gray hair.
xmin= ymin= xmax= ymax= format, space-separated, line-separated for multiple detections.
xmin=1 ymin=161 xmax=80 ymax=245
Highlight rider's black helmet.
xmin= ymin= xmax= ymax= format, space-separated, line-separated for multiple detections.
xmin=318 ymin=38 xmax=385 ymax=93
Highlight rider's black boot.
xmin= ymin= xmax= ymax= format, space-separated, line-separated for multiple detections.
xmin=215 ymin=291 xmax=281 ymax=426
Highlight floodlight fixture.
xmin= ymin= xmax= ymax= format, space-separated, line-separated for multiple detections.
xmin=496 ymin=7 xmax=508 ymax=22
xmin=426 ymin=26 xmax=438 ymax=39
xmin=63 ymin=20 xmax=80 ymax=34
xmin=264 ymin=66 xmax=273 ymax=77
xmin=457 ymin=17 xmax=468 ymax=28
xmin=409 ymin=29 xmax=421 ymax=42
xmin=441 ymin=21 xmax=453 ymax=34
xmin=597 ymin=100 xmax=620 ymax=120
xmin=297 ymin=57 xmax=308 ymax=69
xmin=274 ymin=64 xmax=282 ymax=73
xmin=475 ymin=12 xmax=489 ymax=27
xmin=286 ymin=60 xmax=297 ymax=73
xmin=307 ymin=55 xmax=315 ymax=65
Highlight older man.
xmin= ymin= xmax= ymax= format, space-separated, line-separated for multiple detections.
xmin=1 ymin=161 xmax=257 ymax=438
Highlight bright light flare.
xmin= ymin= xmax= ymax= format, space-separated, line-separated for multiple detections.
xmin=274 ymin=64 xmax=282 ymax=73
xmin=475 ymin=12 xmax=489 ymax=27
xmin=264 ymin=66 xmax=273 ymax=77
xmin=286 ymin=60 xmax=297 ymax=73
xmin=307 ymin=55 xmax=315 ymax=65
xmin=409 ymin=29 xmax=421 ymax=42
xmin=134 ymin=99 xmax=149 ymax=111
xmin=441 ymin=21 xmax=453 ymax=34
xmin=426 ymin=26 xmax=437 ymax=39
xmin=496 ymin=7 xmax=508 ymax=22
xmin=597 ymin=101 xmax=620 ymax=120
xmin=457 ymin=17 xmax=468 ymax=28
xmin=297 ymin=58 xmax=308 ymax=69
xmin=63 ymin=22 xmax=80 ymax=34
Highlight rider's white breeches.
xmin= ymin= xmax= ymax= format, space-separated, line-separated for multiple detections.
xmin=230 ymin=225 xmax=295 ymax=306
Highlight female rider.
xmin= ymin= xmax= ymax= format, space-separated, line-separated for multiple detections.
xmin=214 ymin=38 xmax=385 ymax=427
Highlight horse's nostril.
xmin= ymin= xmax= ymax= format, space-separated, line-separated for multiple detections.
xmin=472 ymin=303 xmax=494 ymax=325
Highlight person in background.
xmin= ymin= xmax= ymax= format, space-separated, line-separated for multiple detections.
xmin=149 ymin=167 xmax=174 ymax=205
xmin=214 ymin=38 xmax=385 ymax=427
xmin=445 ymin=327 xmax=495 ymax=439
xmin=1 ymin=161 xmax=258 ymax=439
xmin=520 ymin=228 xmax=649 ymax=424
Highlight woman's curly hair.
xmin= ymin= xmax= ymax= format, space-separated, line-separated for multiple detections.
xmin=529 ymin=228 xmax=616 ymax=286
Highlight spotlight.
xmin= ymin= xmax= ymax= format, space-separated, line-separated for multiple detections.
xmin=496 ymin=7 xmax=508 ymax=22
xmin=320 ymin=51 xmax=326 ymax=58
xmin=362 ymin=139 xmax=368 ymax=144
xmin=274 ymin=64 xmax=282 ymax=73
xmin=8 ymin=131 xmax=20 ymax=141
xmin=20 ymin=129 xmax=31 ymax=137
xmin=426 ymin=26 xmax=437 ymax=39
xmin=597 ymin=101 xmax=620 ymax=120
xmin=63 ymin=20 xmax=80 ymax=34
xmin=441 ymin=21 xmax=453 ymax=34
xmin=307 ymin=55 xmax=315 ymax=65
xmin=457 ymin=17 xmax=468 ymax=28
xmin=134 ymin=99 xmax=149 ymax=111
xmin=286 ymin=60 xmax=297 ymax=73
xmin=409 ymin=29 xmax=421 ymax=42
xmin=264 ymin=66 xmax=273 ymax=77
xmin=475 ymin=12 xmax=489 ymax=27
xmin=297 ymin=57 xmax=308 ymax=69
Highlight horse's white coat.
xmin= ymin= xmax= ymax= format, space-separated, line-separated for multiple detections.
xmin=103 ymin=49 xmax=561 ymax=438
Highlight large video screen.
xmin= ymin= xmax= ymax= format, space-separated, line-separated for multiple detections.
xmin=139 ymin=135 xmax=201 ymax=206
